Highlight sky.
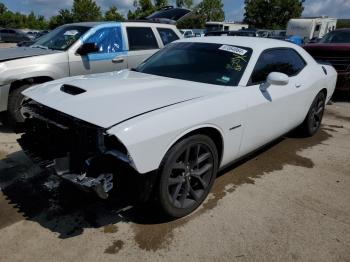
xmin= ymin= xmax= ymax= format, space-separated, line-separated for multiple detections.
xmin=1 ymin=0 xmax=349 ymax=21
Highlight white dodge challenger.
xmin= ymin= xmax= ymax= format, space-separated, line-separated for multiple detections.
xmin=19 ymin=37 xmax=337 ymax=218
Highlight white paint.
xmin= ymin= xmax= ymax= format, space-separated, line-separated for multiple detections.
xmin=23 ymin=36 xmax=338 ymax=174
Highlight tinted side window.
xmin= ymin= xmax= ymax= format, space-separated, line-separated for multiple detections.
xmin=8 ymin=30 xmax=16 ymax=34
xmin=84 ymin=27 xmax=123 ymax=54
xmin=250 ymin=48 xmax=306 ymax=85
xmin=157 ymin=28 xmax=179 ymax=46
xmin=127 ymin=27 xmax=158 ymax=51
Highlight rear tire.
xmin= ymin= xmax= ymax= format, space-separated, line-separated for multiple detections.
xmin=157 ymin=135 xmax=218 ymax=218
xmin=298 ymin=91 xmax=326 ymax=137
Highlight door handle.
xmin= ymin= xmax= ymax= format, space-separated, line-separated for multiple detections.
xmin=295 ymin=84 xmax=302 ymax=88
xmin=112 ymin=57 xmax=125 ymax=64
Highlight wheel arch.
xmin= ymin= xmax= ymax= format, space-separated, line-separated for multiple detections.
xmin=9 ymin=76 xmax=54 ymax=93
xmin=164 ymin=125 xmax=225 ymax=168
xmin=320 ymin=88 xmax=327 ymax=98
xmin=0 ymin=76 xmax=54 ymax=111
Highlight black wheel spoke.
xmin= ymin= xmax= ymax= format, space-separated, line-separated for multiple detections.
xmin=192 ymin=163 xmax=212 ymax=176
xmin=184 ymin=147 xmax=190 ymax=163
xmin=173 ymin=162 xmax=186 ymax=170
xmin=316 ymin=106 xmax=324 ymax=116
xmin=191 ymin=174 xmax=207 ymax=188
xmin=197 ymin=153 xmax=210 ymax=165
xmin=172 ymin=183 xmax=182 ymax=202
xmin=168 ymin=176 xmax=183 ymax=186
xmin=196 ymin=144 xmax=201 ymax=161
xmin=189 ymin=186 xmax=200 ymax=202
xmin=179 ymin=181 xmax=190 ymax=207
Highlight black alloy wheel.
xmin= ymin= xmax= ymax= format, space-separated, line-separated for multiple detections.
xmin=300 ymin=91 xmax=326 ymax=137
xmin=158 ymin=135 xmax=218 ymax=218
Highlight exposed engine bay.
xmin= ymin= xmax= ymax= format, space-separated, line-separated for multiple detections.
xmin=18 ymin=100 xmax=133 ymax=199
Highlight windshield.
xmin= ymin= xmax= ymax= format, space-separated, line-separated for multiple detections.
xmin=136 ymin=42 xmax=252 ymax=86
xmin=320 ymin=31 xmax=350 ymax=44
xmin=32 ymin=25 xmax=90 ymax=51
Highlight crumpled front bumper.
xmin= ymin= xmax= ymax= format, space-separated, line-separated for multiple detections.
xmin=53 ymin=156 xmax=114 ymax=199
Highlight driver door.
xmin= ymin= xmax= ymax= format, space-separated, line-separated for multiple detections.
xmin=68 ymin=26 xmax=127 ymax=76
xmin=240 ymin=48 xmax=308 ymax=155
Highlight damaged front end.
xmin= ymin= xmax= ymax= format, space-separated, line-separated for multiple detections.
xmin=18 ymin=100 xmax=133 ymax=199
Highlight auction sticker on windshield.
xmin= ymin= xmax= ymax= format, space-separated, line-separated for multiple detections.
xmin=64 ymin=30 xmax=79 ymax=36
xmin=219 ymin=45 xmax=248 ymax=55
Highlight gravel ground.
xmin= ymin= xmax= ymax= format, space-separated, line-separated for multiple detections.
xmin=0 ymin=102 xmax=349 ymax=262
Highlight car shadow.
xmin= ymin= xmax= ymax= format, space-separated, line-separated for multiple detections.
xmin=0 ymin=150 xmax=172 ymax=239
xmin=0 ymin=141 xmax=284 ymax=239
xmin=0 ymin=127 xmax=328 ymax=239
xmin=0 ymin=120 xmax=13 ymax=134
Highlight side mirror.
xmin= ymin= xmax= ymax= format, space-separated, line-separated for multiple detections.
xmin=76 ymin=43 xmax=99 ymax=56
xmin=267 ymin=72 xmax=289 ymax=86
xmin=260 ymin=72 xmax=289 ymax=92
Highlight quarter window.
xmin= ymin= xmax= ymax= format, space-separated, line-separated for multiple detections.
xmin=127 ymin=27 xmax=158 ymax=51
xmin=249 ymin=48 xmax=306 ymax=85
xmin=157 ymin=28 xmax=179 ymax=46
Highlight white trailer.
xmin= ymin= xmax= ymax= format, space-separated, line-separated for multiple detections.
xmin=205 ymin=22 xmax=249 ymax=32
xmin=287 ymin=17 xmax=337 ymax=41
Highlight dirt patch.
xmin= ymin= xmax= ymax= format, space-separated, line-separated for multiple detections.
xmin=132 ymin=219 xmax=178 ymax=251
xmin=0 ymin=150 xmax=7 ymax=160
xmin=104 ymin=240 xmax=124 ymax=254
xmin=131 ymin=129 xmax=332 ymax=251
xmin=322 ymin=127 xmax=338 ymax=133
xmin=0 ymin=192 xmax=24 ymax=230
xmin=325 ymin=124 xmax=344 ymax=129
xmin=104 ymin=224 xmax=118 ymax=234
xmin=325 ymin=111 xmax=350 ymax=122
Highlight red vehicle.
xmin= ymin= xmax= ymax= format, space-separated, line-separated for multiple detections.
xmin=303 ymin=29 xmax=350 ymax=93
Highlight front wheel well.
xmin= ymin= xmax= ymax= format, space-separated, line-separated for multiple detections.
xmin=320 ymin=88 xmax=327 ymax=98
xmin=176 ymin=127 xmax=224 ymax=165
xmin=9 ymin=76 xmax=54 ymax=94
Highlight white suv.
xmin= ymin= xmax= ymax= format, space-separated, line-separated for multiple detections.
xmin=0 ymin=21 xmax=182 ymax=124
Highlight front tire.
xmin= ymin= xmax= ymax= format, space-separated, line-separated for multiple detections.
xmin=7 ymin=84 xmax=32 ymax=126
xmin=158 ymin=135 xmax=218 ymax=218
xmin=299 ymin=91 xmax=326 ymax=137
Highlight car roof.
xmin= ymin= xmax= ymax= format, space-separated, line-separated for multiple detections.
xmin=177 ymin=36 xmax=298 ymax=51
xmin=64 ymin=21 xmax=176 ymax=27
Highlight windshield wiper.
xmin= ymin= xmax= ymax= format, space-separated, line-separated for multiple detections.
xmin=30 ymin=45 xmax=49 ymax=50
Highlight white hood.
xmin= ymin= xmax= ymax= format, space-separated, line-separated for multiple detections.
xmin=23 ymin=70 xmax=222 ymax=128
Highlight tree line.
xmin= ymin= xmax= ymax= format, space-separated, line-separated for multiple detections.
xmin=0 ymin=0 xmax=225 ymax=30
xmin=0 ymin=0 xmax=126 ymax=30
xmin=0 ymin=0 xmax=309 ymax=30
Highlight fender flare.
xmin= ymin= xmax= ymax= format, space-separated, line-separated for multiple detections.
xmin=159 ymin=123 xmax=225 ymax=169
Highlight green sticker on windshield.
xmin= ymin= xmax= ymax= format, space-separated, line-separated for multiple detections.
xmin=217 ymin=76 xmax=231 ymax=84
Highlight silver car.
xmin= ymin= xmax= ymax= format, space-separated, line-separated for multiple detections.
xmin=0 ymin=21 xmax=182 ymax=124
xmin=0 ymin=28 xmax=32 ymax=43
